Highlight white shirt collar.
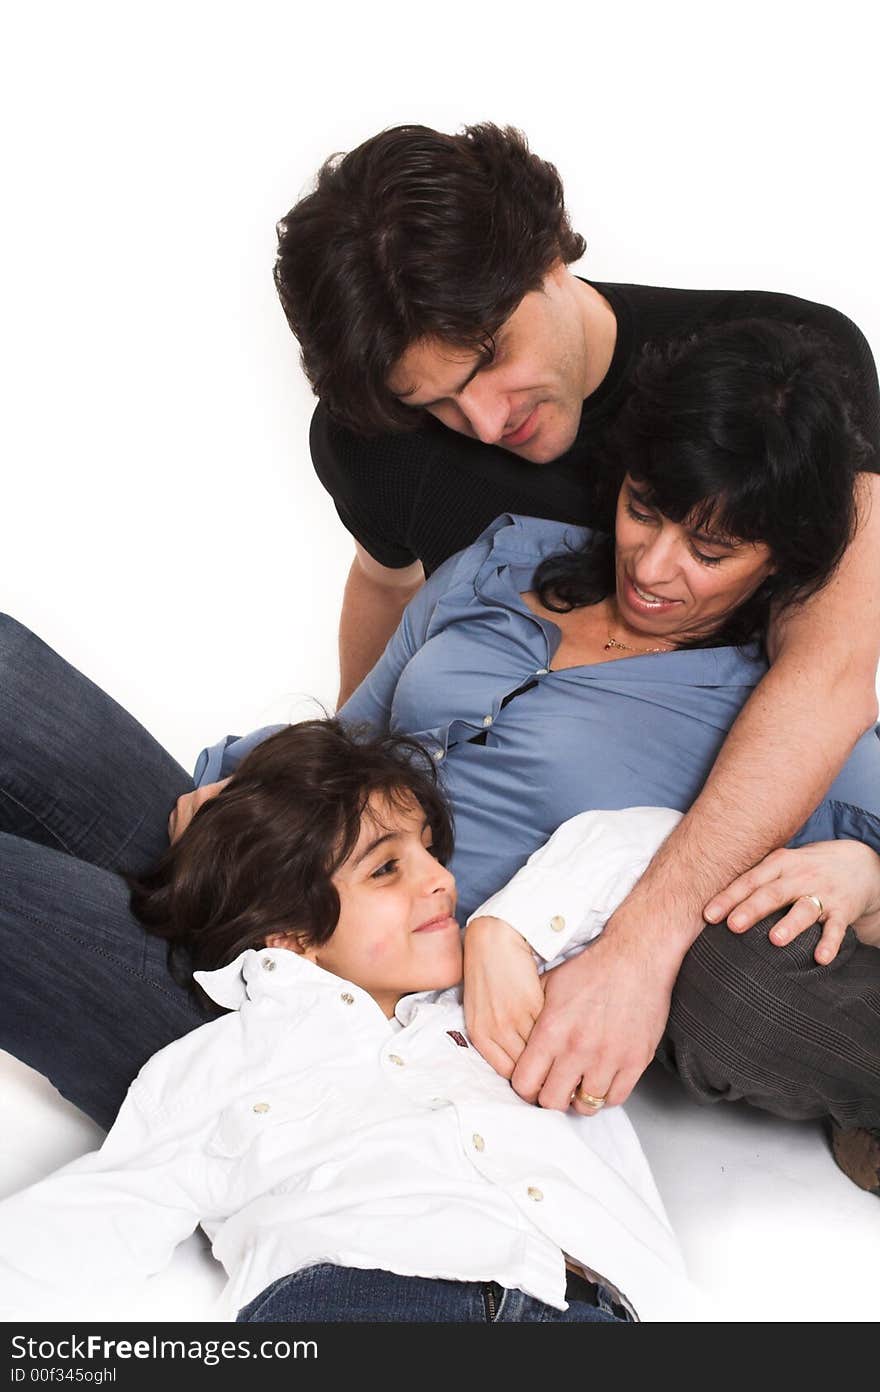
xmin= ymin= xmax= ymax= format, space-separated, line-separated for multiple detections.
xmin=195 ymin=948 xmax=462 ymax=1022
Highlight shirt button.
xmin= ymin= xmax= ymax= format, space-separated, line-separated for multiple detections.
xmin=252 ymin=1102 xmax=270 ymax=1114
xmin=262 ymin=959 xmax=276 ymax=971
xmin=527 ymin=1186 xmax=544 ymax=1202
xmin=482 ymin=715 xmax=493 ymax=727
xmin=340 ymin=992 xmax=355 ymax=1005
xmin=550 ymin=915 xmax=566 ymax=933
xmin=388 ymin=1054 xmax=406 ymax=1067
xmin=433 ymin=747 xmax=445 ymax=762
xmin=472 ymin=1134 xmax=485 ymax=1152
xmin=535 ymin=667 xmax=549 ymax=676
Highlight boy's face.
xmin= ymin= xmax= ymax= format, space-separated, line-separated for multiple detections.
xmin=273 ymin=791 xmax=461 ymax=1017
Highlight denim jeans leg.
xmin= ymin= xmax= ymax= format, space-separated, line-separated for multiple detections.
xmin=236 ymin=1265 xmax=487 ymax=1322
xmin=495 ymin=1285 xmax=628 ymax=1323
xmin=0 ymin=614 xmax=192 ymax=874
xmin=0 ymin=832 xmax=219 ymax=1129
xmin=236 ymin=1266 xmax=634 ymax=1323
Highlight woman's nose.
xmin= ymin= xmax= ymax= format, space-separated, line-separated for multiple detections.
xmin=633 ymin=530 xmax=679 ymax=587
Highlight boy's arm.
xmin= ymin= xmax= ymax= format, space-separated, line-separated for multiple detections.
xmin=0 ymin=1086 xmax=205 ymax=1319
xmin=510 ymin=474 xmax=880 ymax=1113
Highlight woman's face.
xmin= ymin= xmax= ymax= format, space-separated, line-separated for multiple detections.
xmin=613 ymin=476 xmax=777 ymax=642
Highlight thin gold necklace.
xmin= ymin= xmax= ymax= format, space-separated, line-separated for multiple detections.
xmin=604 ymin=603 xmax=675 ymax=655
xmin=604 ymin=631 xmax=673 ymax=654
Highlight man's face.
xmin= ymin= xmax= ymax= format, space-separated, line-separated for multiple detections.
xmin=386 ymin=265 xmax=594 ymax=464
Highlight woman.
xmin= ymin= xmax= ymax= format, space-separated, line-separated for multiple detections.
xmin=1 ymin=318 xmax=878 ymax=1150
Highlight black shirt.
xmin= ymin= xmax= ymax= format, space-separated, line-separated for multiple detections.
xmin=310 ymin=281 xmax=880 ymax=575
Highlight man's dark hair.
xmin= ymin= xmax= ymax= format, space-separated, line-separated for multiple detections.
xmin=534 ymin=318 xmax=868 ymax=647
xmin=274 ymin=123 xmax=585 ymax=435
xmin=129 ymin=719 xmax=454 ymax=998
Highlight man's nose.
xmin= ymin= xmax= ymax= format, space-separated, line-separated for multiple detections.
xmin=457 ymin=379 xmax=510 ymax=445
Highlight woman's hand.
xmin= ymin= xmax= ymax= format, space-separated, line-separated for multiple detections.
xmin=167 ymin=779 xmax=231 ymax=845
xmin=463 ymin=917 xmax=545 ymax=1078
xmin=704 ymin=840 xmax=880 ymax=963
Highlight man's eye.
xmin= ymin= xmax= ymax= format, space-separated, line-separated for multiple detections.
xmin=626 ymin=501 xmax=655 ymax=524
xmin=371 ymin=859 xmax=399 ymax=879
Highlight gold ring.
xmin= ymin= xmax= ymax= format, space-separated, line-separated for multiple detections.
xmin=803 ymin=894 xmax=824 ymax=918
xmin=575 ymin=1087 xmax=607 ymax=1109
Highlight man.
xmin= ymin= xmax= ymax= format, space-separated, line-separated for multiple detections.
xmin=272 ymin=123 xmax=880 ymax=1188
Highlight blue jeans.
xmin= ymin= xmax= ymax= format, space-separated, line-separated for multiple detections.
xmin=236 ymin=1264 xmax=633 ymax=1323
xmin=0 ymin=614 xmax=220 ymax=1128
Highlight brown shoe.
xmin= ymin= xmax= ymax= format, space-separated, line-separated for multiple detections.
xmin=830 ymin=1122 xmax=880 ymax=1194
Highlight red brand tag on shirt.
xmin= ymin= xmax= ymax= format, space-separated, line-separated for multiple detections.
xmin=447 ymin=1030 xmax=468 ymax=1048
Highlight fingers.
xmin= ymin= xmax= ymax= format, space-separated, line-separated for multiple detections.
xmin=765 ymin=900 xmax=846 ymax=964
xmin=569 ymin=1077 xmax=615 ymax=1115
xmin=168 ymin=790 xmax=199 ymax=845
xmin=512 ymin=1041 xmax=623 ymax=1114
xmin=814 ymin=913 xmax=848 ymax=965
xmin=467 ymin=1005 xmax=540 ymax=1080
xmin=708 ymin=871 xmax=847 ymax=965
xmin=762 ymin=895 xmax=824 ymax=946
xmin=471 ymin=1037 xmax=518 ymax=1080
xmin=704 ymin=850 xmax=788 ymax=925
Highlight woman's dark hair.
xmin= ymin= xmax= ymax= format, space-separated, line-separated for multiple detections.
xmin=129 ymin=720 xmax=454 ymax=1000
xmin=274 ymin=123 xmax=585 ymax=436
xmin=534 ymin=318 xmax=868 ymax=647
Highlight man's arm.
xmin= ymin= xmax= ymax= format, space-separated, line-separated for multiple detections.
xmin=494 ymin=475 xmax=880 ymax=1113
xmin=338 ymin=542 xmax=424 ymax=705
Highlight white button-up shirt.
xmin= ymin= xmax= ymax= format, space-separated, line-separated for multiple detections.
xmin=0 ymin=807 xmax=699 ymax=1322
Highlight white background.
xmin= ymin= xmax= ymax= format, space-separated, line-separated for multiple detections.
xmin=2 ymin=0 xmax=879 ymax=1321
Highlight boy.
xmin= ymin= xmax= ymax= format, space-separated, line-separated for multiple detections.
xmin=0 ymin=721 xmax=695 ymax=1323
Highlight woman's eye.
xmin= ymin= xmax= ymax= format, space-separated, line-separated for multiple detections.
xmin=371 ymin=859 xmax=399 ymax=880
xmin=692 ymin=547 xmax=725 ymax=567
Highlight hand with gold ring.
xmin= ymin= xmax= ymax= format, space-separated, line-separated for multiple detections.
xmin=703 ymin=840 xmax=880 ymax=964
xmin=573 ymin=1084 xmax=607 ymax=1112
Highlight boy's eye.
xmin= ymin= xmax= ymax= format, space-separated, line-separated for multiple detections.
xmin=370 ymin=859 xmax=399 ymax=880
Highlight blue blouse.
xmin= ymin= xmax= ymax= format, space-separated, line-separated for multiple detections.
xmin=197 ymin=515 xmax=880 ymax=923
